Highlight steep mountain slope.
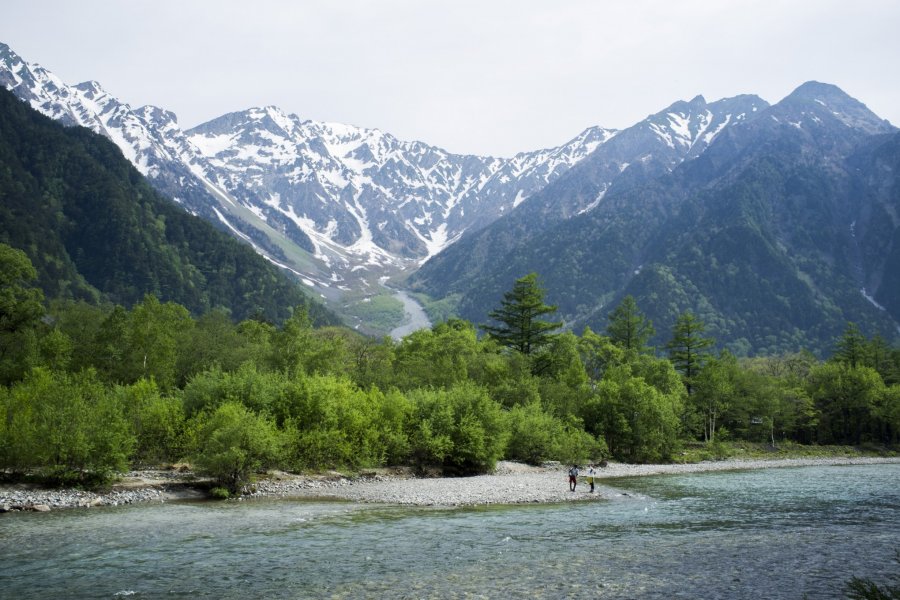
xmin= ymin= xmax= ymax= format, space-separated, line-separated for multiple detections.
xmin=410 ymin=93 xmax=768 ymax=298
xmin=184 ymin=107 xmax=614 ymax=287
xmin=0 ymin=86 xmax=339 ymax=325
xmin=849 ymin=131 xmax=900 ymax=320
xmin=419 ymin=82 xmax=899 ymax=354
xmin=4 ymin=42 xmax=896 ymax=352
xmin=0 ymin=42 xmax=614 ymax=304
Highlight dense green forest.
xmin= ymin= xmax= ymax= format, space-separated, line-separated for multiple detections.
xmin=1 ymin=259 xmax=898 ymax=494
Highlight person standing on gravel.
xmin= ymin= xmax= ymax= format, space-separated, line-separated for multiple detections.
xmin=587 ymin=465 xmax=596 ymax=493
xmin=568 ymin=464 xmax=579 ymax=491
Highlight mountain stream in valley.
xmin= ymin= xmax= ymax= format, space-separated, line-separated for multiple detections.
xmin=389 ymin=289 xmax=431 ymax=339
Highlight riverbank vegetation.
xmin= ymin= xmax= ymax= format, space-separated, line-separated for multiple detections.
xmin=1 ymin=255 xmax=898 ymax=493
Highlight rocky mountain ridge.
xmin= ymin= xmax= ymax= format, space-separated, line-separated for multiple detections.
xmin=411 ymin=80 xmax=900 ymax=353
xmin=0 ymin=42 xmax=616 ymax=299
xmin=1 ymin=42 xmax=754 ymax=308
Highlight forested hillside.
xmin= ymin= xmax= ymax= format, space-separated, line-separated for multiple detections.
xmin=412 ymin=83 xmax=900 ymax=355
xmin=0 ymin=87 xmax=338 ymax=325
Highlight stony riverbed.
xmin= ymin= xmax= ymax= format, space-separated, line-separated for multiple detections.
xmin=2 ymin=457 xmax=898 ymax=512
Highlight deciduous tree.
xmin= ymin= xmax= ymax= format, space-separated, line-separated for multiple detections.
xmin=194 ymin=401 xmax=284 ymax=495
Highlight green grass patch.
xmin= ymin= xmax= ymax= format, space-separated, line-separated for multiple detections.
xmin=411 ymin=292 xmax=461 ymax=324
xmin=673 ymin=441 xmax=898 ymax=463
xmin=343 ymin=294 xmax=406 ymax=332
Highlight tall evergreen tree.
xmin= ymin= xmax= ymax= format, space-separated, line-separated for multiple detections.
xmin=833 ymin=322 xmax=867 ymax=368
xmin=666 ymin=312 xmax=715 ymax=395
xmin=606 ymin=295 xmax=655 ymax=353
xmin=481 ymin=273 xmax=561 ymax=355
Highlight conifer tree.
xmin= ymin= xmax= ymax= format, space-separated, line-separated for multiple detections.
xmin=606 ymin=295 xmax=655 ymax=352
xmin=833 ymin=322 xmax=867 ymax=368
xmin=481 ymin=273 xmax=561 ymax=355
xmin=666 ymin=311 xmax=715 ymax=395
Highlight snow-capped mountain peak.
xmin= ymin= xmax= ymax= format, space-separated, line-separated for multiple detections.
xmin=2 ymin=40 xmax=625 ymax=296
xmin=0 ymin=40 xmax=774 ymax=313
xmin=641 ymin=93 xmax=767 ymax=159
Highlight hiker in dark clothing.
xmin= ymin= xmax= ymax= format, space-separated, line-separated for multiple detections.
xmin=568 ymin=464 xmax=579 ymax=491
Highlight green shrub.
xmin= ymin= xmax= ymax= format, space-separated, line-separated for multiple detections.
xmin=707 ymin=439 xmax=733 ymax=460
xmin=209 ymin=486 xmax=231 ymax=500
xmin=1 ymin=368 xmax=134 ymax=482
xmin=285 ymin=375 xmax=410 ymax=470
xmin=557 ymin=420 xmax=608 ymax=465
xmin=589 ymin=370 xmax=681 ymax=463
xmin=183 ymin=364 xmax=286 ymax=418
xmin=407 ymin=383 xmax=508 ymax=475
xmin=194 ymin=402 xmax=284 ymax=494
xmin=505 ymin=402 xmax=561 ymax=465
xmin=505 ymin=403 xmax=606 ymax=465
xmin=117 ymin=379 xmax=188 ymax=464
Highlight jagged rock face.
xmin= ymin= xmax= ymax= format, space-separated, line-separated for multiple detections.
xmin=184 ymin=107 xmax=616 ymax=269
xmin=0 ymin=42 xmax=615 ymax=294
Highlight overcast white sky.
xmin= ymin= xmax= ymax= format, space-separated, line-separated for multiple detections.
xmin=3 ymin=0 xmax=899 ymax=156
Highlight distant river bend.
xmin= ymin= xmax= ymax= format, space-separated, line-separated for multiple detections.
xmin=389 ymin=290 xmax=431 ymax=339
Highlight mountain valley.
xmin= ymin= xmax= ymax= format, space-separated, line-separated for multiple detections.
xmin=2 ymin=41 xmax=898 ymax=352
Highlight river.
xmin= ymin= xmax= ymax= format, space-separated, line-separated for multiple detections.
xmin=389 ymin=289 xmax=431 ymax=339
xmin=1 ymin=464 xmax=898 ymax=598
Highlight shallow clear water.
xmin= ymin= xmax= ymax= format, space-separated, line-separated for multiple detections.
xmin=1 ymin=464 xmax=898 ymax=599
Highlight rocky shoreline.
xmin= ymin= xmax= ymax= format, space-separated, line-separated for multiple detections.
xmin=2 ymin=456 xmax=898 ymax=513
xmin=0 ymin=469 xmax=207 ymax=513
xmin=249 ymin=456 xmax=900 ymax=506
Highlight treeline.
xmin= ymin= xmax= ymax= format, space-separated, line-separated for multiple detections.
xmin=1 ymin=259 xmax=899 ymax=493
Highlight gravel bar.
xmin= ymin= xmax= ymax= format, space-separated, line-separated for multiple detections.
xmin=248 ymin=456 xmax=900 ymax=507
xmin=2 ymin=457 xmax=897 ymax=512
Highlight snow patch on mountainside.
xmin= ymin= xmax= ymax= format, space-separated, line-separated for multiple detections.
xmin=861 ymin=288 xmax=886 ymax=312
xmin=0 ymin=41 xmax=767 ymax=307
xmin=577 ymin=188 xmax=607 ymax=215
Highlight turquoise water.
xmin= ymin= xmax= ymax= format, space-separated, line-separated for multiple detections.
xmin=1 ymin=464 xmax=898 ymax=598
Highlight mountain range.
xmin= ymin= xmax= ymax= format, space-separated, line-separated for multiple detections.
xmin=0 ymin=43 xmax=614 ymax=296
xmin=0 ymin=43 xmax=754 ymax=322
xmin=412 ymin=82 xmax=900 ymax=353
xmin=0 ymin=85 xmax=339 ymax=327
xmin=2 ymin=41 xmax=898 ymax=352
